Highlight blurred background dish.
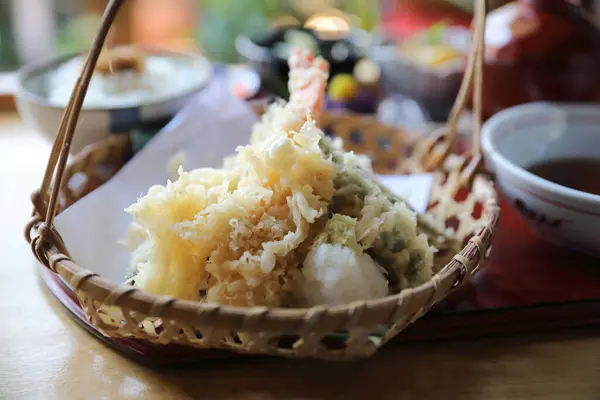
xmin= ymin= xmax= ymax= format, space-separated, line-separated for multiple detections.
xmin=45 ymin=47 xmax=210 ymax=109
xmin=370 ymin=22 xmax=470 ymax=121
xmin=235 ymin=22 xmax=370 ymax=99
xmin=15 ymin=47 xmax=212 ymax=154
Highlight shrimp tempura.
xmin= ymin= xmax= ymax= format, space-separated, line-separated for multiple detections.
xmin=287 ymin=48 xmax=329 ymax=122
xmin=250 ymin=48 xmax=330 ymax=144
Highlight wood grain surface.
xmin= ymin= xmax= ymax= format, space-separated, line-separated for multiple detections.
xmin=1 ymin=112 xmax=600 ymax=400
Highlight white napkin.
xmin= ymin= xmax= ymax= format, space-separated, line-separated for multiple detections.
xmin=377 ymin=173 xmax=434 ymax=214
xmin=54 ymin=79 xmax=433 ymax=282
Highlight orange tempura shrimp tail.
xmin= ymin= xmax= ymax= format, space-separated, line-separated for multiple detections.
xmin=287 ymin=48 xmax=330 ymax=126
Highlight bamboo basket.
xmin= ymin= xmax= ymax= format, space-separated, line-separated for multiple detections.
xmin=26 ymin=0 xmax=499 ymax=361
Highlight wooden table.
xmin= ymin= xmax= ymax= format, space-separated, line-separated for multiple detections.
xmin=2 ymin=112 xmax=600 ymax=400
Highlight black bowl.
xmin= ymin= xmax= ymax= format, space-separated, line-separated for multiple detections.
xmin=236 ymin=25 xmax=370 ymax=98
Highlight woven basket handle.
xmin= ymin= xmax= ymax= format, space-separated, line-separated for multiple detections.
xmin=420 ymin=0 xmax=486 ymax=191
xmin=32 ymin=0 xmax=124 ymax=234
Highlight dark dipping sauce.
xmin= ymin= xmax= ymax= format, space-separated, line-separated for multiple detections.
xmin=527 ymin=158 xmax=600 ymax=196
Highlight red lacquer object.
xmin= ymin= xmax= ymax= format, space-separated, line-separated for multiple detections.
xmin=483 ymin=0 xmax=600 ymax=118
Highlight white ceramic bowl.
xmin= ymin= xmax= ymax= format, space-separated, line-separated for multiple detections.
xmin=15 ymin=50 xmax=212 ymax=154
xmin=482 ymin=102 xmax=600 ymax=255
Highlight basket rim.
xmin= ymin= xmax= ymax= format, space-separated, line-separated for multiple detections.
xmin=25 ymin=0 xmax=499 ymax=355
xmin=27 ymin=120 xmax=501 ymax=332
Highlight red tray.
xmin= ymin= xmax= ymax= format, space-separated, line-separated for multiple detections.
xmin=39 ymin=194 xmax=600 ymax=365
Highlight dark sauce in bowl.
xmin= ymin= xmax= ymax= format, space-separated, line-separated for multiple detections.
xmin=527 ymin=158 xmax=600 ymax=196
